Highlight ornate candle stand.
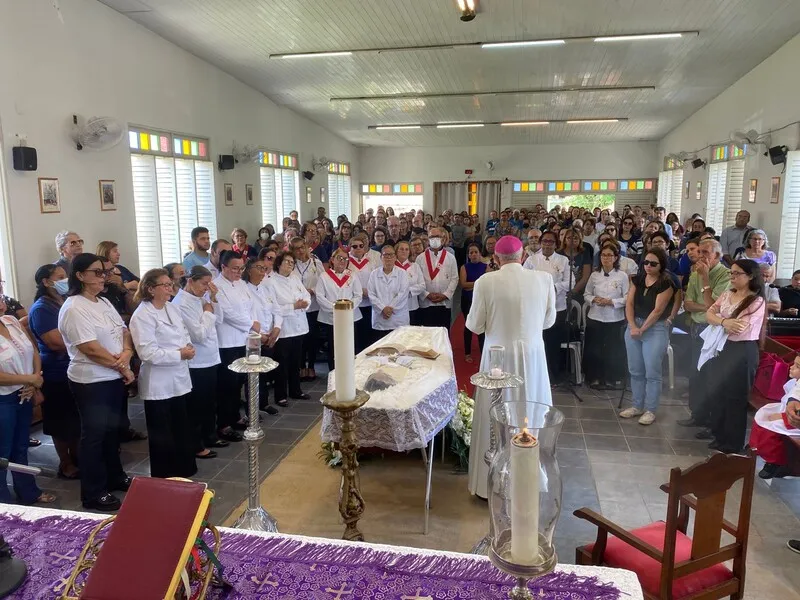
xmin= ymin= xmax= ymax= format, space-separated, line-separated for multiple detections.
xmin=228 ymin=356 xmax=280 ymax=532
xmin=321 ymin=389 xmax=370 ymax=541
xmin=469 ymin=370 xmax=524 ymax=555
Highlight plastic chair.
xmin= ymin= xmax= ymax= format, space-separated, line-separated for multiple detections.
xmin=561 ymin=299 xmax=584 ymax=385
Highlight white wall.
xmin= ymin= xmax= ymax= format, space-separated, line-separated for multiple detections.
xmin=359 ymin=142 xmax=659 ymax=213
xmin=658 ymin=33 xmax=800 ymax=248
xmin=0 ymin=0 xmax=357 ymax=304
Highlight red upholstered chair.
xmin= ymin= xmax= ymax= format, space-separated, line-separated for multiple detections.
xmin=574 ymin=453 xmax=756 ymax=600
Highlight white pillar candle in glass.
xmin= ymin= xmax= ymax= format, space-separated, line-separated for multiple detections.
xmin=333 ymin=300 xmax=356 ymax=402
xmin=488 ymin=345 xmax=505 ymax=379
xmin=510 ymin=423 xmax=540 ymax=565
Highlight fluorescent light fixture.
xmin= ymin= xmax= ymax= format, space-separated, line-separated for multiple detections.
xmin=281 ymin=51 xmax=353 ymax=59
xmin=566 ymin=119 xmax=620 ymax=124
xmin=482 ymin=40 xmax=565 ymax=49
xmin=500 ymin=121 xmax=550 ymax=127
xmin=436 ymin=122 xmax=484 ymax=129
xmin=594 ymin=33 xmax=683 ymax=42
xmin=374 ymin=125 xmax=421 ymax=130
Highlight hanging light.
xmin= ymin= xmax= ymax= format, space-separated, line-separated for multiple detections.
xmin=456 ymin=0 xmax=477 ymax=22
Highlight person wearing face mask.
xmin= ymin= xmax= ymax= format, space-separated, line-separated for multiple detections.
xmin=415 ymin=227 xmax=458 ymax=330
xmin=255 ymin=226 xmax=273 ymax=252
xmin=28 ymin=264 xmax=80 ymax=479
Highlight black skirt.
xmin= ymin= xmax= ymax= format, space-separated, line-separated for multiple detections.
xmin=41 ymin=378 xmax=81 ymax=439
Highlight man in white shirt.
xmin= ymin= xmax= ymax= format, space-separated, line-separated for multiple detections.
xmin=523 ymin=230 xmax=570 ymax=382
xmin=415 ymin=227 xmax=458 ymax=330
xmin=719 ymin=210 xmax=754 ymax=265
xmin=203 ymin=239 xmax=232 ymax=279
xmin=466 ymin=235 xmax=556 ymax=498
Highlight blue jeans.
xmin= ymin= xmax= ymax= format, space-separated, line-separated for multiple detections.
xmin=0 ymin=391 xmax=42 ymax=504
xmin=624 ymin=320 xmax=669 ymax=412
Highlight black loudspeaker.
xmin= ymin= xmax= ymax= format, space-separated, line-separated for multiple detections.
xmin=12 ymin=147 xmax=37 ymax=171
xmin=302 ymin=170 xmax=314 ymax=181
xmin=691 ymin=158 xmax=705 ymax=169
xmin=768 ymin=146 xmax=787 ymax=166
xmin=218 ymin=154 xmax=235 ymax=170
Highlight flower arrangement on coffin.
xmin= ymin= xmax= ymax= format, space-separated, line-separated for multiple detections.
xmin=448 ymin=390 xmax=474 ymax=472
xmin=318 ymin=442 xmax=343 ymax=468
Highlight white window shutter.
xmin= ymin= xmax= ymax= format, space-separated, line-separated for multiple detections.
xmin=706 ymin=162 xmax=727 ymax=233
xmin=131 ymin=154 xmax=162 ymax=273
xmin=327 ymin=174 xmax=338 ymax=218
xmin=723 ymin=160 xmax=745 ymax=228
xmin=669 ymin=170 xmax=684 ymax=219
xmin=260 ymin=167 xmax=277 ymax=228
xmin=175 ymin=159 xmax=198 ymax=258
xmin=657 ymin=171 xmax=669 ymax=209
xmin=777 ymin=151 xmax=800 ymax=279
xmin=194 ymin=161 xmax=217 ymax=242
xmin=155 ymin=157 xmax=180 ymax=266
xmin=279 ymin=169 xmax=298 ymax=217
xmin=328 ymin=173 xmax=351 ymax=219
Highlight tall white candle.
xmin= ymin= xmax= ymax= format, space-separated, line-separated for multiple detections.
xmin=510 ymin=424 xmax=540 ymax=565
xmin=333 ymin=300 xmax=356 ymax=402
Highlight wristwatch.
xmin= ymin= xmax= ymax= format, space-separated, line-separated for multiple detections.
xmin=701 ymin=285 xmax=711 ymax=293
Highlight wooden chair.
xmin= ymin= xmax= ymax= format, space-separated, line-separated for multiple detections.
xmin=574 ymin=453 xmax=756 ymax=600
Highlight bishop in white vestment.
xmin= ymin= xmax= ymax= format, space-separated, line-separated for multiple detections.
xmin=466 ymin=236 xmax=557 ymax=498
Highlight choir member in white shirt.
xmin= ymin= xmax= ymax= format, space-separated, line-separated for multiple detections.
xmin=291 ymin=237 xmax=324 ymax=382
xmin=243 ymin=254 xmax=282 ymax=413
xmin=130 ymin=269 xmax=198 ymax=479
xmin=316 ymin=248 xmax=362 ymax=371
xmin=523 ymin=230 xmax=570 ymax=382
xmin=415 ymin=227 xmax=458 ymax=330
xmin=270 ymin=252 xmax=311 ymax=404
xmin=172 ymin=265 xmax=227 ymax=456
xmin=348 ymin=233 xmax=378 ymax=351
xmin=394 ymin=241 xmax=426 ymax=326
xmin=212 ymin=251 xmax=260 ymax=440
xmin=583 ymin=244 xmax=630 ymax=389
xmin=202 ymin=239 xmax=232 ymax=279
xmin=58 ymin=253 xmax=135 ymax=512
xmin=368 ymin=245 xmax=410 ymax=339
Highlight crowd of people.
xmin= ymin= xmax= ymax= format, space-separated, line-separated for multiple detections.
xmin=3 ymin=200 xmax=800 ymax=510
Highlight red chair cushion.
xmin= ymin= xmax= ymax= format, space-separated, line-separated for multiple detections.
xmin=585 ymin=521 xmax=733 ymax=600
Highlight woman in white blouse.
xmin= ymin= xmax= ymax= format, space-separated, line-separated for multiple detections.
xmin=130 ymin=269 xmax=197 ymax=478
xmin=583 ymin=242 xmax=630 ymax=389
xmin=368 ymin=245 xmax=410 ymax=340
xmin=243 ymin=254 xmax=282 ymax=414
xmin=58 ymin=253 xmax=135 ymax=512
xmin=0 ymin=296 xmax=56 ymax=506
xmin=316 ymin=248 xmax=362 ymax=371
xmin=348 ymin=233 xmax=378 ymax=352
xmin=394 ymin=241 xmax=426 ymax=326
xmin=290 ymin=237 xmax=324 ymax=382
xmin=270 ymin=252 xmax=311 ymax=405
xmin=172 ymin=265 xmax=227 ymax=457
xmin=213 ymin=251 xmax=260 ymax=439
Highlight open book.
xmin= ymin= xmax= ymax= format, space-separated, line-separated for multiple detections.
xmin=366 ymin=344 xmax=440 ymax=360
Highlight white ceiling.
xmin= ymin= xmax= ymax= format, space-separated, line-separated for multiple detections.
xmin=97 ymin=0 xmax=800 ymax=147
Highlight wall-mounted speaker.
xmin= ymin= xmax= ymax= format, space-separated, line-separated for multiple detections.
xmin=12 ymin=147 xmax=37 ymax=171
xmin=302 ymin=170 xmax=314 ymax=181
xmin=691 ymin=158 xmax=705 ymax=169
xmin=768 ymin=146 xmax=787 ymax=166
xmin=218 ymin=154 xmax=235 ymax=170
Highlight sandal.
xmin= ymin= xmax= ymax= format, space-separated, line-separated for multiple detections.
xmin=276 ymin=399 xmax=289 ymax=407
xmin=28 ymin=438 xmax=41 ymax=448
xmin=195 ymin=450 xmax=217 ymax=459
xmin=36 ymin=493 xmax=57 ymax=504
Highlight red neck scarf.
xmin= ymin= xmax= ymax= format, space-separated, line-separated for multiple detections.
xmin=424 ymin=249 xmax=446 ymax=280
xmin=395 ymin=260 xmax=411 ymax=271
xmin=349 ymin=255 xmax=370 ymax=270
xmin=327 ymin=269 xmax=350 ymax=288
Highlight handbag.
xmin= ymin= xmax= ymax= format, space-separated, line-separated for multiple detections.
xmin=754 ymin=352 xmax=794 ymax=400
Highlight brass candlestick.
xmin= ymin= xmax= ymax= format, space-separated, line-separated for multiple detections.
xmin=322 ymin=389 xmax=370 ymax=541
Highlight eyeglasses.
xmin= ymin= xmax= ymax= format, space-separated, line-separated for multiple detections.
xmin=642 ymin=260 xmax=660 ymax=267
xmin=600 ymin=253 xmax=616 ymax=259
xmin=730 ymin=270 xmax=747 ymax=278
xmin=333 ymin=255 xmax=348 ymax=261
xmin=225 ymin=266 xmax=244 ymax=273
xmin=382 ymin=253 xmax=396 ymax=258
xmin=69 ymin=239 xmax=84 ymax=246
xmin=350 ymin=244 xmax=364 ymax=249
xmin=84 ymin=269 xmax=110 ymax=278
xmin=154 ymin=282 xmax=174 ymax=290
xmin=251 ymin=265 xmax=267 ymax=272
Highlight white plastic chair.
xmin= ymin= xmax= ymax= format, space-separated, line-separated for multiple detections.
xmin=561 ymin=299 xmax=584 ymax=385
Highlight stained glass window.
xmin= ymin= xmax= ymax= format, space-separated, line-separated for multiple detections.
xmin=618 ymin=179 xmax=655 ymax=191
xmin=512 ymin=182 xmax=546 ymax=193
xmin=547 ymin=181 xmax=581 ymax=193
xmin=711 ymin=143 xmax=747 ymax=163
xmin=129 ymin=127 xmax=209 ymax=160
xmin=468 ymin=182 xmax=478 ymax=214
xmin=360 ymin=183 xmax=422 ymax=195
xmin=258 ymin=151 xmax=298 ymax=170
xmin=581 ymin=180 xmax=617 ymax=192
xmin=328 ymin=161 xmax=350 ymax=175
xmin=173 ymin=135 xmax=208 ymax=159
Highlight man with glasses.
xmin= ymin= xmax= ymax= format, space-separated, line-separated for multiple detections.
xmin=54 ymin=230 xmax=84 ymax=275
xmin=415 ymin=227 xmax=458 ymax=330
xmin=678 ymin=239 xmax=729 ymax=434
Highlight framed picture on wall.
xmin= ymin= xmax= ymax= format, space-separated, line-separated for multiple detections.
xmin=770 ymin=177 xmax=780 ymax=204
xmin=38 ymin=177 xmax=61 ymax=214
xmin=306 ymin=186 xmax=312 ymax=204
xmin=320 ymin=187 xmax=326 ymax=203
xmin=245 ymin=184 xmax=254 ymax=206
xmin=224 ymin=183 xmax=234 ymax=206
xmin=695 ymin=181 xmax=702 ymax=202
xmin=748 ymin=179 xmax=757 ymax=204
xmin=684 ymin=180 xmax=690 ymax=199
xmin=99 ymin=180 xmax=116 ymax=211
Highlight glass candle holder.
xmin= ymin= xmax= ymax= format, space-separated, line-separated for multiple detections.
xmin=246 ymin=331 xmax=262 ymax=364
xmin=488 ymin=345 xmax=505 ymax=379
xmin=488 ymin=401 xmax=564 ymax=590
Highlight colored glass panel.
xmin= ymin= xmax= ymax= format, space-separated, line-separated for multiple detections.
xmin=620 ymin=181 xmax=629 ymax=190
xmin=636 ymin=180 xmax=644 ymax=190
xmin=645 ymin=180 xmax=653 ymax=190
xmin=608 ymin=181 xmax=616 ymax=190
xmin=182 ymin=140 xmax=190 ymax=155
xmin=369 ymin=184 xmax=376 ymax=193
xmin=399 ymin=184 xmax=406 ymax=193
xmin=520 ymin=182 xmax=528 ymax=192
xmin=583 ymin=182 xmax=591 ymax=191
xmin=149 ymin=134 xmax=157 ymax=152
xmin=513 ymin=183 xmax=521 ymax=192
xmin=362 ymin=185 xmax=369 ymax=193
xmin=600 ymin=181 xmax=607 ymax=191
xmin=174 ymin=138 xmax=182 ymax=154
xmin=161 ymin=136 xmax=169 ymax=153
xmin=394 ymin=184 xmax=401 ymax=193
xmin=548 ymin=182 xmax=555 ymax=192
xmin=129 ymin=131 xmax=138 ymax=149
xmin=140 ymin=132 xmax=150 ymax=151
xmin=198 ymin=141 xmax=206 ymax=157
xmin=190 ymin=141 xmax=198 ymax=156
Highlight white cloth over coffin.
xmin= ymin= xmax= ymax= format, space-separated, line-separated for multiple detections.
xmin=322 ymin=326 xmax=458 ymax=452
xmin=465 ymin=263 xmax=557 ymax=498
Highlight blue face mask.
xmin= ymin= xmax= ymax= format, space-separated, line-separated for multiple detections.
xmin=53 ymin=279 xmax=69 ymax=296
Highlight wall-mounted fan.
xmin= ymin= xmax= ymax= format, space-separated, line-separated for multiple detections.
xmin=730 ymin=129 xmax=771 ymax=154
xmin=231 ymin=142 xmax=261 ymax=164
xmin=71 ymin=115 xmax=125 ymax=151
xmin=312 ymin=156 xmax=332 ymax=172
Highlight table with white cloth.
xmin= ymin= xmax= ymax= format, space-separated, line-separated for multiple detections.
xmin=322 ymin=325 xmax=458 ymax=533
xmin=0 ymin=504 xmax=643 ymax=600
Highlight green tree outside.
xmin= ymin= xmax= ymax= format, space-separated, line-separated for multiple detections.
xmin=547 ymin=194 xmax=616 ymax=212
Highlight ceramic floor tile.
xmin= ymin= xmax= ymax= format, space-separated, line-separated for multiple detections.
xmin=583 ymin=434 xmax=630 ymax=452
xmin=580 ymin=419 xmax=624 ymax=436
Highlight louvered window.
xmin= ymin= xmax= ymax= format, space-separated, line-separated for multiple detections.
xmin=129 ymin=128 xmax=216 ymax=273
xmin=657 ymin=170 xmax=684 ymax=217
xmin=777 ymin=151 xmax=800 ymax=278
xmin=327 ymin=161 xmax=351 ymax=220
xmin=260 ymin=167 xmax=299 ymax=228
xmin=705 ymin=162 xmax=728 ymax=233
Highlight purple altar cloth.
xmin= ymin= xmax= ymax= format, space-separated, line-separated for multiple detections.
xmin=0 ymin=511 xmax=627 ymax=599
